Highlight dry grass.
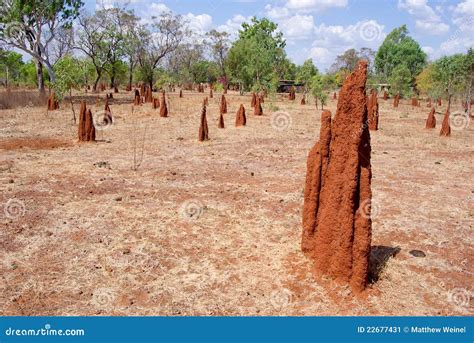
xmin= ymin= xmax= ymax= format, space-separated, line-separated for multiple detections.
xmin=0 ymin=88 xmax=48 ymax=110
xmin=0 ymin=88 xmax=472 ymax=316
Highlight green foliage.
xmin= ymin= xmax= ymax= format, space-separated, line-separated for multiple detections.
xmin=375 ymin=25 xmax=426 ymax=83
xmin=309 ymin=74 xmax=327 ymax=107
xmin=0 ymin=49 xmax=23 ymax=84
xmin=190 ymin=60 xmax=219 ymax=83
xmin=155 ymin=70 xmax=176 ymax=90
xmin=295 ymin=59 xmax=319 ymax=89
xmin=227 ymin=17 xmax=288 ymax=90
xmin=432 ymin=54 xmax=468 ymax=99
xmin=388 ymin=64 xmax=412 ymax=97
xmin=53 ymin=55 xmax=84 ymax=100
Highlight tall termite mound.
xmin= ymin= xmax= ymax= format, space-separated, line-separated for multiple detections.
xmin=78 ymin=101 xmax=96 ymax=142
xmin=302 ymin=60 xmax=372 ymax=294
xmin=235 ymin=104 xmax=246 ymax=127
xmin=333 ymin=92 xmax=337 ymax=100
xmin=393 ymin=93 xmax=400 ymax=108
xmin=425 ymin=107 xmax=436 ymax=129
xmin=220 ymin=94 xmax=227 ymax=114
xmin=145 ymin=86 xmax=153 ymax=103
xmin=367 ymin=89 xmax=379 ymax=130
xmin=210 ymin=88 xmax=213 ymax=98
xmin=289 ymin=87 xmax=296 ymax=100
xmin=198 ymin=102 xmax=209 ymax=141
xmin=47 ymin=91 xmax=59 ymax=110
xmin=104 ymin=97 xmax=113 ymax=123
xmin=440 ymin=108 xmax=451 ymax=136
xmin=134 ymin=89 xmax=141 ymax=105
xmin=251 ymin=93 xmax=256 ymax=107
xmin=179 ymin=89 xmax=183 ymax=98
xmin=160 ymin=91 xmax=168 ymax=117
xmin=383 ymin=91 xmax=388 ymax=100
xmin=301 ymin=96 xmax=306 ymax=105
xmin=152 ymin=97 xmax=160 ymax=109
xmin=254 ymin=96 xmax=262 ymax=116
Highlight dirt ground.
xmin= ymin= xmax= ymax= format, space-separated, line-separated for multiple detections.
xmin=0 ymin=88 xmax=472 ymax=316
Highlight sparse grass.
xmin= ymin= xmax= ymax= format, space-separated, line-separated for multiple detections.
xmin=0 ymin=88 xmax=48 ymax=110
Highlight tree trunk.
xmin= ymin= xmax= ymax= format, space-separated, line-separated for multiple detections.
xmin=93 ymin=73 xmax=101 ymax=92
xmin=128 ymin=60 xmax=134 ymax=89
xmin=36 ymin=60 xmax=45 ymax=93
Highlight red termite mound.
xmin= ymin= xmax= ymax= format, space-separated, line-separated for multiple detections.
xmin=152 ymin=97 xmax=160 ymax=109
xmin=78 ymin=101 xmax=96 ymax=142
xmin=145 ymin=87 xmax=153 ymax=103
xmin=179 ymin=89 xmax=183 ymax=98
xmin=411 ymin=97 xmax=419 ymax=107
xmin=437 ymin=98 xmax=442 ymax=106
xmin=140 ymin=84 xmax=145 ymax=98
xmin=198 ymin=103 xmax=209 ymax=141
xmin=220 ymin=95 xmax=227 ymax=114
xmin=235 ymin=104 xmax=246 ymax=127
xmin=367 ymin=89 xmax=379 ymax=130
xmin=301 ymin=96 xmax=306 ymax=105
xmin=425 ymin=107 xmax=436 ymax=129
xmin=333 ymin=92 xmax=337 ymax=100
xmin=383 ymin=91 xmax=388 ymax=100
xmin=440 ymin=108 xmax=451 ymax=136
xmin=160 ymin=92 xmax=168 ymax=117
xmin=47 ymin=92 xmax=59 ymax=110
xmin=251 ymin=93 xmax=256 ymax=107
xmin=254 ymin=96 xmax=262 ymax=116
xmin=302 ymin=60 xmax=372 ymax=294
xmin=204 ymin=97 xmax=209 ymax=106
xmin=289 ymin=87 xmax=296 ymax=100
xmin=210 ymin=88 xmax=213 ymax=98
xmin=218 ymin=112 xmax=225 ymax=128
xmin=393 ymin=93 xmax=400 ymax=108
xmin=133 ymin=89 xmax=141 ymax=106
xmin=114 ymin=86 xmax=119 ymax=93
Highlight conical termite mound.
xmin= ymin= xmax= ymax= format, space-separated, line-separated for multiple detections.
xmin=425 ymin=107 xmax=436 ymax=129
xmin=179 ymin=89 xmax=183 ymax=98
xmin=288 ymin=87 xmax=296 ymax=100
xmin=333 ymin=92 xmax=337 ymax=100
xmin=160 ymin=91 xmax=168 ymax=117
xmin=251 ymin=93 xmax=256 ymax=107
xmin=367 ymin=89 xmax=379 ymax=130
xmin=114 ymin=86 xmax=119 ymax=93
xmin=383 ymin=91 xmax=388 ymax=100
xmin=104 ymin=98 xmax=113 ymax=123
xmin=440 ymin=108 xmax=451 ymax=136
xmin=152 ymin=97 xmax=160 ymax=109
xmin=218 ymin=112 xmax=225 ymax=128
xmin=302 ymin=60 xmax=372 ymax=294
xmin=47 ymin=91 xmax=59 ymax=110
xmin=145 ymin=86 xmax=153 ymax=103
xmin=254 ymin=96 xmax=262 ymax=116
xmin=220 ymin=95 xmax=227 ymax=114
xmin=133 ymin=89 xmax=141 ymax=106
xmin=198 ymin=103 xmax=209 ymax=141
xmin=210 ymin=88 xmax=213 ymax=98
xmin=78 ymin=101 xmax=96 ymax=142
xmin=301 ymin=96 xmax=306 ymax=105
xmin=204 ymin=97 xmax=209 ymax=106
xmin=393 ymin=93 xmax=400 ymax=108
xmin=235 ymin=104 xmax=246 ymax=127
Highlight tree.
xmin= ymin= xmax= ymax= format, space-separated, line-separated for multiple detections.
xmin=296 ymin=59 xmax=318 ymax=93
xmin=121 ymin=10 xmax=141 ymax=89
xmin=0 ymin=48 xmax=23 ymax=86
xmin=227 ymin=17 xmax=287 ymax=91
xmin=388 ymin=64 xmax=412 ymax=97
xmin=167 ymin=43 xmax=204 ymax=84
xmin=375 ymin=25 xmax=426 ymax=82
xmin=0 ymin=0 xmax=84 ymax=92
xmin=432 ymin=53 xmax=468 ymax=110
xmin=416 ymin=63 xmax=442 ymax=100
xmin=137 ymin=12 xmax=187 ymax=89
xmin=309 ymin=74 xmax=327 ymax=109
xmin=330 ymin=48 xmax=375 ymax=74
xmin=206 ymin=29 xmax=230 ymax=81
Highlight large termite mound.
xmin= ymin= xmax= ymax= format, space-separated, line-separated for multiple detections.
xmin=367 ymin=89 xmax=379 ymax=130
xmin=254 ymin=96 xmax=262 ymax=116
xmin=220 ymin=95 xmax=227 ymax=114
xmin=133 ymin=89 xmax=141 ymax=106
xmin=152 ymin=97 xmax=160 ymax=109
xmin=160 ymin=91 xmax=168 ymax=117
xmin=198 ymin=103 xmax=209 ymax=141
xmin=425 ymin=107 xmax=436 ymax=129
xmin=302 ymin=60 xmax=372 ymax=294
xmin=440 ymin=108 xmax=451 ymax=136
xmin=78 ymin=101 xmax=96 ymax=142
xmin=235 ymin=104 xmax=246 ymax=127
xmin=251 ymin=93 xmax=256 ymax=107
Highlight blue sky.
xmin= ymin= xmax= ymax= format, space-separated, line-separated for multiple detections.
xmin=87 ymin=0 xmax=474 ymax=71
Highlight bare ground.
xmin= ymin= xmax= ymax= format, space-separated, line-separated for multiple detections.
xmin=0 ymin=89 xmax=472 ymax=316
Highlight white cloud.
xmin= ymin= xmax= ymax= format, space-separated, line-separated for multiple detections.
xmin=286 ymin=0 xmax=348 ymax=11
xmin=185 ymin=13 xmax=213 ymax=33
xmin=279 ymin=14 xmax=315 ymax=40
xmin=422 ymin=45 xmax=434 ymax=57
xmin=398 ymin=0 xmax=449 ymax=35
xmin=216 ymin=14 xmax=251 ymax=39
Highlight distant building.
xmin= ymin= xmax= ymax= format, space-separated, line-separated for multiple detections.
xmin=278 ymin=80 xmax=304 ymax=93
